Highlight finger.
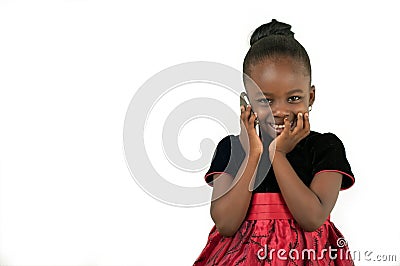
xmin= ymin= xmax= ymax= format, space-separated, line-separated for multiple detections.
xmin=240 ymin=105 xmax=246 ymax=122
xmin=249 ymin=111 xmax=257 ymax=129
xmin=241 ymin=105 xmax=252 ymax=130
xmin=292 ymin=112 xmax=304 ymax=135
xmin=245 ymin=104 xmax=252 ymax=124
xmin=304 ymin=112 xmax=311 ymax=135
xmin=246 ymin=104 xmax=251 ymax=117
xmin=282 ymin=117 xmax=291 ymax=136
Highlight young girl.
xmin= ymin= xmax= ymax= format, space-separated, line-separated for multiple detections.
xmin=193 ymin=19 xmax=355 ymax=265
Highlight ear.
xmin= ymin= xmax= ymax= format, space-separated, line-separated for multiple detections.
xmin=309 ymin=85 xmax=316 ymax=106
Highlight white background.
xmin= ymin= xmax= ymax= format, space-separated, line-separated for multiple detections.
xmin=1 ymin=0 xmax=400 ymax=265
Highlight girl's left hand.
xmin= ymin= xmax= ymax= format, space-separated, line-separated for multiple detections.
xmin=268 ymin=112 xmax=310 ymax=160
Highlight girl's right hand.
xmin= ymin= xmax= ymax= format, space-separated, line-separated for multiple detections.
xmin=239 ymin=105 xmax=263 ymax=156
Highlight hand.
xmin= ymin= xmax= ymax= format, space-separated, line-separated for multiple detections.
xmin=239 ymin=105 xmax=263 ymax=156
xmin=269 ymin=112 xmax=310 ymax=161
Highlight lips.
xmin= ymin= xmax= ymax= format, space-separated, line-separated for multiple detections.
xmin=270 ymin=123 xmax=291 ymax=129
xmin=267 ymin=120 xmax=296 ymax=134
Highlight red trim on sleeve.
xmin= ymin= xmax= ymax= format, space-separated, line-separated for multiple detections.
xmin=204 ymin=171 xmax=235 ymax=187
xmin=314 ymin=170 xmax=355 ymax=191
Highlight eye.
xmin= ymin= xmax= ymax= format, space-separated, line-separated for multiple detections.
xmin=257 ymin=98 xmax=272 ymax=104
xmin=288 ymin=96 xmax=302 ymax=103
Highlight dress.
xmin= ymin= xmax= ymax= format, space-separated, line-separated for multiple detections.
xmin=193 ymin=131 xmax=355 ymax=265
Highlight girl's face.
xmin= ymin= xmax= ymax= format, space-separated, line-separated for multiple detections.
xmin=245 ymin=57 xmax=315 ymax=139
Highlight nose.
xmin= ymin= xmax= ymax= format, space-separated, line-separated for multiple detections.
xmin=271 ymin=102 xmax=290 ymax=119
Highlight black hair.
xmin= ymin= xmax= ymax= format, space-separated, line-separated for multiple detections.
xmin=243 ymin=19 xmax=312 ymax=84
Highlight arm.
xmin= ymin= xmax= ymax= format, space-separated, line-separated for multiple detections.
xmin=210 ymin=153 xmax=261 ymax=237
xmin=210 ymin=104 xmax=263 ymax=237
xmin=269 ymin=112 xmax=342 ymax=231
xmin=271 ymin=152 xmax=342 ymax=231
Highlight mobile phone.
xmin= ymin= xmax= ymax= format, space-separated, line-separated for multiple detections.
xmin=240 ymin=92 xmax=260 ymax=136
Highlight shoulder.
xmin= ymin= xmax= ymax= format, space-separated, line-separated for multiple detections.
xmin=303 ymin=131 xmax=346 ymax=151
xmin=205 ymin=134 xmax=246 ymax=186
xmin=305 ymin=131 xmax=342 ymax=143
xmin=215 ymin=134 xmax=242 ymax=150
xmin=304 ymin=131 xmax=355 ymax=190
xmin=211 ymin=134 xmax=244 ymax=159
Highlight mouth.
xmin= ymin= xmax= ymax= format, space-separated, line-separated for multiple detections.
xmin=267 ymin=120 xmax=296 ymax=134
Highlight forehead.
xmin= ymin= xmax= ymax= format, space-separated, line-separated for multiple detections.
xmin=245 ymin=57 xmax=310 ymax=96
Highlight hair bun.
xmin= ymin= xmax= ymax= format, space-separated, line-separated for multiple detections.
xmin=250 ymin=19 xmax=295 ymax=46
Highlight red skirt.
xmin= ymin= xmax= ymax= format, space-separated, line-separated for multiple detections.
xmin=193 ymin=193 xmax=354 ymax=266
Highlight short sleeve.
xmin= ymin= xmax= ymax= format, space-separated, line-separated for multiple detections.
xmin=204 ymin=135 xmax=246 ymax=186
xmin=310 ymin=133 xmax=355 ymax=190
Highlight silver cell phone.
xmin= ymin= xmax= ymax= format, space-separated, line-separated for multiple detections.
xmin=240 ymin=92 xmax=260 ymax=136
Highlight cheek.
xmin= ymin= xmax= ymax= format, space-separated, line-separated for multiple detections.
xmin=291 ymin=103 xmax=309 ymax=114
xmin=257 ymin=108 xmax=271 ymax=119
xmin=252 ymin=105 xmax=273 ymax=122
xmin=281 ymin=98 xmax=308 ymax=112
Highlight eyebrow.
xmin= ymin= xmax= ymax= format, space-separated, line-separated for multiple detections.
xmin=256 ymin=89 xmax=304 ymax=96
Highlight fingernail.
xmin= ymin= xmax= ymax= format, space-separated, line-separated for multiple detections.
xmin=299 ymin=113 xmax=303 ymax=117
xmin=305 ymin=113 xmax=309 ymax=118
